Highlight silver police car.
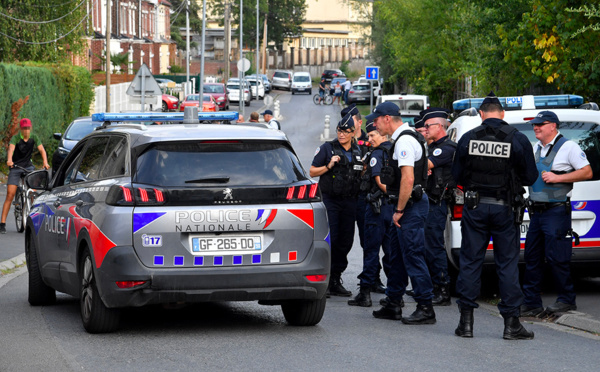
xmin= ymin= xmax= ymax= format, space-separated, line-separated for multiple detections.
xmin=25 ymin=112 xmax=330 ymax=333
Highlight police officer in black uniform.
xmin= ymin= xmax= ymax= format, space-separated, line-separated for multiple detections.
xmin=367 ymin=102 xmax=435 ymax=324
xmin=310 ymin=114 xmax=363 ymax=296
xmin=349 ymin=120 xmax=395 ymax=307
xmin=420 ymin=108 xmax=457 ymax=306
xmin=452 ymin=92 xmax=538 ymax=339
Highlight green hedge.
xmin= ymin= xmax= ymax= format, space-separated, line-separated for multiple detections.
xmin=0 ymin=62 xmax=94 ymax=168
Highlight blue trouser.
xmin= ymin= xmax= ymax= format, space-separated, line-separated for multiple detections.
xmin=425 ymin=200 xmax=450 ymax=286
xmin=323 ymin=194 xmax=357 ymax=275
xmin=356 ymin=192 xmax=367 ymax=249
xmin=359 ymin=202 xmax=393 ymax=287
xmin=343 ymin=90 xmax=349 ymax=103
xmin=387 ymin=195 xmax=433 ymax=305
xmin=456 ymin=203 xmax=523 ymax=317
xmin=523 ymin=205 xmax=575 ymax=307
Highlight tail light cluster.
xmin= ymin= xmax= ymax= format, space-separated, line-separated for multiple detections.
xmin=286 ymin=183 xmax=320 ymax=202
xmin=106 ymin=184 xmax=167 ymax=206
xmin=451 ymin=186 xmax=465 ymax=221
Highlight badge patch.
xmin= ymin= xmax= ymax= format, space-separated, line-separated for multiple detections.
xmin=433 ymin=148 xmax=442 ymax=156
xmin=580 ymin=151 xmax=587 ymax=160
xmin=314 ymin=147 xmax=320 ymax=156
xmin=370 ymin=157 xmax=378 ymax=167
xmin=399 ymin=150 xmax=408 ymax=159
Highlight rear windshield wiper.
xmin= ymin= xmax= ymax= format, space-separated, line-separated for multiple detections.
xmin=185 ymin=177 xmax=230 ymax=184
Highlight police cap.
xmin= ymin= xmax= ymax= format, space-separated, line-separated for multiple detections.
xmin=341 ymin=103 xmax=360 ymax=118
xmin=413 ymin=116 xmax=424 ymax=129
xmin=365 ymin=119 xmax=377 ymax=133
xmin=420 ymin=107 xmax=450 ymax=122
xmin=338 ymin=113 xmax=355 ymax=131
xmin=481 ymin=91 xmax=501 ymax=106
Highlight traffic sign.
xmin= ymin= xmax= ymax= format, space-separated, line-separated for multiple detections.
xmin=126 ymin=63 xmax=163 ymax=96
xmin=237 ymin=58 xmax=251 ymax=72
xmin=365 ymin=66 xmax=379 ymax=80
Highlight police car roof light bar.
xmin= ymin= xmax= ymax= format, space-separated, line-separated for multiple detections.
xmin=452 ymin=94 xmax=584 ymax=113
xmin=92 ymin=111 xmax=240 ymax=123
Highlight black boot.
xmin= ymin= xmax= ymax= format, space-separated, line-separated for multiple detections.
xmin=373 ymin=298 xmax=403 ymax=320
xmin=432 ymin=284 xmax=451 ymax=306
xmin=328 ymin=274 xmax=352 ymax=297
xmin=455 ymin=306 xmax=474 ymax=338
xmin=348 ymin=286 xmax=372 ymax=307
xmin=401 ymin=304 xmax=436 ymax=324
xmin=379 ymin=296 xmax=405 ymax=308
xmin=503 ymin=316 xmax=534 ymax=340
xmin=371 ymin=278 xmax=387 ymax=294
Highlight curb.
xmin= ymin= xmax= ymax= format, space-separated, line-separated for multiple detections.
xmin=0 ymin=253 xmax=26 ymax=273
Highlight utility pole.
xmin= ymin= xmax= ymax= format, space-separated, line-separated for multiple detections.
xmin=186 ymin=0 xmax=190 ymax=85
xmin=262 ymin=17 xmax=267 ymax=74
xmin=240 ymin=0 xmax=244 ymax=117
xmin=199 ymin=0 xmax=207 ymax=98
xmin=255 ymin=0 xmax=259 ymax=85
xmin=106 ymin=0 xmax=111 ymax=112
xmin=224 ymin=0 xmax=230 ymax=84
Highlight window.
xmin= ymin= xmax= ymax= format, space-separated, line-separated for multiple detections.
xmin=66 ymin=137 xmax=109 ymax=184
xmin=99 ymin=136 xmax=128 ymax=179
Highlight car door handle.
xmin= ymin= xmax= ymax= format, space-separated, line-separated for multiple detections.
xmin=76 ymin=200 xmax=84 ymax=207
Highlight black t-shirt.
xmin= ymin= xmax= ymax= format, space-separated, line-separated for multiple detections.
xmin=10 ymin=133 xmax=40 ymax=168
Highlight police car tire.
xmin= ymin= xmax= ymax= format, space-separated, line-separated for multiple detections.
xmin=27 ymin=232 xmax=57 ymax=306
xmin=80 ymin=249 xmax=120 ymax=333
xmin=281 ymin=295 xmax=327 ymax=326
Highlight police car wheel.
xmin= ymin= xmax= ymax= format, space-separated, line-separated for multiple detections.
xmin=281 ymin=295 xmax=327 ymax=326
xmin=27 ymin=232 xmax=56 ymax=306
xmin=80 ymin=249 xmax=120 ymax=333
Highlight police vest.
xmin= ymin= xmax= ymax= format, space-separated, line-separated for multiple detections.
xmin=361 ymin=142 xmax=392 ymax=192
xmin=529 ymin=135 xmax=573 ymax=202
xmin=380 ymin=131 xmax=428 ymax=197
xmin=427 ymin=138 xmax=457 ymax=199
xmin=319 ymin=140 xmax=363 ymax=197
xmin=464 ymin=124 xmax=516 ymax=198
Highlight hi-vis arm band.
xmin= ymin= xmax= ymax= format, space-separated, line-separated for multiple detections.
xmin=468 ymin=140 xmax=511 ymax=158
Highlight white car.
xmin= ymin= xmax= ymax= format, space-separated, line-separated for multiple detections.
xmin=226 ymin=80 xmax=251 ymax=106
xmin=246 ymin=77 xmax=265 ymax=99
xmin=291 ymin=72 xmax=312 ymax=95
xmin=445 ymin=94 xmax=600 ymax=278
xmin=376 ymin=94 xmax=429 ymax=117
xmin=357 ymin=77 xmax=381 ymax=97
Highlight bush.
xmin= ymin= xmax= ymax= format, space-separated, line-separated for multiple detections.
xmin=0 ymin=63 xmax=94 ymax=170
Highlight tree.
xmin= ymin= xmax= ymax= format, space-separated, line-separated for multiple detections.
xmin=170 ymin=0 xmax=203 ymax=50
xmin=0 ymin=0 xmax=89 ymax=63
xmin=208 ymin=0 xmax=306 ymax=50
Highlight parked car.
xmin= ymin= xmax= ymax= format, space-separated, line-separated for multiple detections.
xmin=291 ymin=72 xmax=312 ymax=95
xmin=179 ymin=94 xmax=219 ymax=112
xmin=346 ymin=83 xmax=372 ymax=104
xmin=51 ymin=117 xmax=102 ymax=175
xmin=321 ymin=69 xmax=345 ymax=84
xmin=248 ymin=74 xmax=272 ymax=93
xmin=246 ymin=77 xmax=265 ymax=99
xmin=25 ymin=112 xmax=329 ymax=333
xmin=226 ymin=81 xmax=251 ymax=106
xmin=357 ymin=77 xmax=382 ymax=97
xmin=202 ymin=83 xmax=229 ymax=110
xmin=272 ymin=70 xmax=293 ymax=91
xmin=162 ymin=94 xmax=179 ymax=112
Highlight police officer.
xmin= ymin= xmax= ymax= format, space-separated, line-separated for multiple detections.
xmin=414 ymin=116 xmax=428 ymax=141
xmin=349 ymin=121 xmax=395 ymax=307
xmin=421 ymin=108 xmax=457 ymax=306
xmin=520 ymin=111 xmax=592 ymax=317
xmin=367 ymin=102 xmax=435 ymax=324
xmin=452 ymin=92 xmax=538 ymax=339
xmin=310 ymin=114 xmax=363 ymax=296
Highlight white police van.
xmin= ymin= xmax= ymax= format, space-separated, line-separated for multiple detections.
xmin=445 ymin=94 xmax=600 ymax=277
xmin=375 ymin=94 xmax=430 ymax=126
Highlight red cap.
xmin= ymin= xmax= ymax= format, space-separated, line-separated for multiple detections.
xmin=20 ymin=118 xmax=32 ymax=128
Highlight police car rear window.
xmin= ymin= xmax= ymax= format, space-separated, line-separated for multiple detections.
xmin=134 ymin=141 xmax=308 ymax=187
xmin=513 ymin=121 xmax=600 ymax=181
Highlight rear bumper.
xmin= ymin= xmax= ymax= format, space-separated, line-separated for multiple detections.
xmin=96 ymin=244 xmax=330 ymax=308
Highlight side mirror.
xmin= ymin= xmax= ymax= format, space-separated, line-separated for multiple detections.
xmin=25 ymin=170 xmax=50 ymax=191
xmin=53 ymin=133 xmax=62 ymax=140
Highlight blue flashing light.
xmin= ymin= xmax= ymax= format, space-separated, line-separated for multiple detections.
xmin=214 ymin=256 xmax=224 ymax=266
xmin=194 ymin=256 xmax=204 ymax=266
xmin=252 ymin=255 xmax=261 ymax=264
xmin=91 ymin=111 xmax=240 ymax=122
xmin=452 ymin=94 xmax=585 ymax=112
xmin=154 ymin=255 xmax=164 ymax=266
xmin=174 ymin=256 xmax=184 ymax=266
xmin=233 ymin=256 xmax=243 ymax=265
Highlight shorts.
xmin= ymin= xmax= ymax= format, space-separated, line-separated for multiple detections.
xmin=319 ymin=90 xmax=324 ymax=98
xmin=7 ymin=165 xmax=34 ymax=186
xmin=335 ymin=92 xmax=341 ymax=97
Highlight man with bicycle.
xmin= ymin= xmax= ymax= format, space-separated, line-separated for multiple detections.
xmin=318 ymin=78 xmax=326 ymax=104
xmin=1 ymin=118 xmax=49 ymax=234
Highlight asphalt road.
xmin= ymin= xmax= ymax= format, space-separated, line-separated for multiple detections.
xmin=1 ymin=89 xmax=599 ymax=371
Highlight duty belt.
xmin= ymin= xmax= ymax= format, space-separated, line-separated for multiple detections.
xmin=479 ymin=196 xmax=508 ymax=206
xmin=529 ymin=200 xmax=570 ymax=213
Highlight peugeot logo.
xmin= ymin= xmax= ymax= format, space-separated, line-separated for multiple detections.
xmin=223 ymin=188 xmax=233 ymax=200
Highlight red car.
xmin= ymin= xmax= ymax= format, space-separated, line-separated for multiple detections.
xmin=162 ymin=94 xmax=179 ymax=112
xmin=179 ymin=94 xmax=219 ymax=112
xmin=203 ymin=83 xmax=229 ymax=110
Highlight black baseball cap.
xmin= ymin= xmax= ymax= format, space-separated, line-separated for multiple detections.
xmin=261 ymin=110 xmax=273 ymax=116
xmin=365 ymin=102 xmax=401 ymax=121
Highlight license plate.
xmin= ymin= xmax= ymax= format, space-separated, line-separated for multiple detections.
xmin=298 ymin=88 xmax=305 ymax=91
xmin=191 ymin=235 xmax=263 ymax=255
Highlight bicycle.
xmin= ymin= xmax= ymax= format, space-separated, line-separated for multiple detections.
xmin=313 ymin=86 xmax=333 ymax=105
xmin=12 ymin=165 xmax=38 ymax=233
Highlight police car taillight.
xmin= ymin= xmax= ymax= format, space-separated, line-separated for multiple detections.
xmin=451 ymin=205 xmax=463 ymax=220
xmin=116 ymin=280 xmax=147 ymax=289
xmin=286 ymin=183 xmax=320 ymax=201
xmin=106 ymin=185 xmax=167 ymax=206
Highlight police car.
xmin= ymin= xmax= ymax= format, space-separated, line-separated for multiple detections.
xmin=24 ymin=111 xmax=330 ymax=333
xmin=445 ymin=95 xmax=600 ymax=276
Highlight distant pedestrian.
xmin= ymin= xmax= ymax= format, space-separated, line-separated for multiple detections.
xmin=249 ymin=112 xmax=259 ymax=122
xmin=343 ymin=79 xmax=352 ymax=104
xmin=333 ymin=81 xmax=342 ymax=105
xmin=261 ymin=109 xmax=281 ymax=130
